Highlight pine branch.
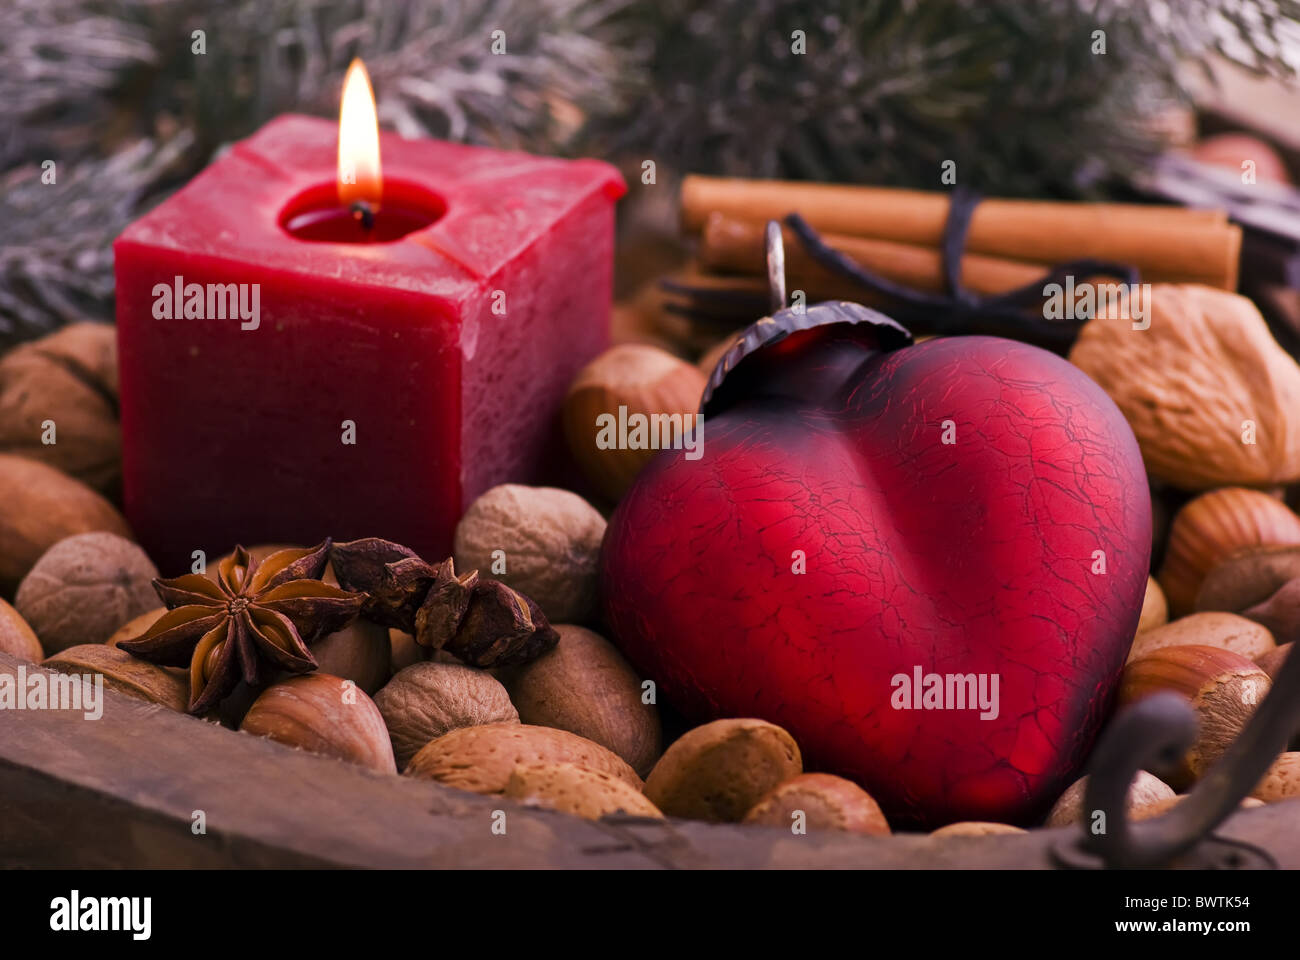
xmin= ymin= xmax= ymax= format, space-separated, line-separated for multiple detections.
xmin=0 ymin=134 xmax=193 ymax=347
xmin=2 ymin=0 xmax=1299 ymax=342
xmin=0 ymin=0 xmax=157 ymax=170
xmin=583 ymin=0 xmax=1300 ymax=195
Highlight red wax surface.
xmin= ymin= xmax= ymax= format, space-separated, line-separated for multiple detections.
xmin=115 ymin=114 xmax=624 ymax=572
xmin=279 ymin=180 xmax=447 ymax=242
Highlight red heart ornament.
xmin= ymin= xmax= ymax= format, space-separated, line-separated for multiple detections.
xmin=600 ymin=315 xmax=1150 ymax=828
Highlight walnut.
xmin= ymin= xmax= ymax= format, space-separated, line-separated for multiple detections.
xmin=453 ymin=484 xmax=606 ymax=623
xmin=0 ymin=323 xmax=120 ymax=496
xmin=373 ymin=660 xmax=519 ymax=769
xmin=15 ymin=532 xmax=158 ymax=655
xmin=1069 ymin=285 xmax=1300 ymax=489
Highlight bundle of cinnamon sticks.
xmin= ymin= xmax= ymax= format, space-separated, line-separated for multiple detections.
xmin=666 ymin=175 xmax=1241 ymax=331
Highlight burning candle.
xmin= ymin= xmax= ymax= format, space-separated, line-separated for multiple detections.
xmin=282 ymin=61 xmax=444 ymax=244
xmin=114 ymin=60 xmax=625 ymax=572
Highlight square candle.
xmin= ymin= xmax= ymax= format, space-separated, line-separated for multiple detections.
xmin=115 ymin=114 xmax=625 ymax=572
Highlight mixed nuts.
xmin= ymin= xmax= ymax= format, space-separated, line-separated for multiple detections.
xmin=5 ymin=285 xmax=1300 ymax=845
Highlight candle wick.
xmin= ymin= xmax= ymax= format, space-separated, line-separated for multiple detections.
xmin=350 ymin=200 xmax=376 ymax=231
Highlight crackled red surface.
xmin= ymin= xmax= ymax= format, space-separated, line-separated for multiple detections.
xmin=115 ymin=115 xmax=624 ymax=572
xmin=602 ymin=331 xmax=1150 ymax=828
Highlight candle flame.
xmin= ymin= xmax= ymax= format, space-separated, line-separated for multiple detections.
xmin=338 ymin=58 xmax=381 ymax=207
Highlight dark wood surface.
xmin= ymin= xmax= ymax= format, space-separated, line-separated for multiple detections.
xmin=1 ymin=651 xmax=1296 ymax=868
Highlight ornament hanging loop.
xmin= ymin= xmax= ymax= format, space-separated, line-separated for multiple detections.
xmin=765 ymin=220 xmax=787 ymax=314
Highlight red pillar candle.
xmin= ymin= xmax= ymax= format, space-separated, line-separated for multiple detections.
xmin=114 ymin=112 xmax=624 ymax=571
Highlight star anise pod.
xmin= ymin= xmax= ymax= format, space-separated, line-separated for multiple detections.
xmin=331 ymin=538 xmax=558 ymax=668
xmin=119 ymin=540 xmax=364 ymax=715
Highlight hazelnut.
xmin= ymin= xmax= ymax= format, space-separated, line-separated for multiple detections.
xmin=240 ymin=672 xmax=396 ymax=774
xmin=373 ymin=661 xmax=519 ymax=769
xmin=1126 ymin=612 xmax=1275 ymax=664
xmin=1136 ymin=576 xmax=1168 ymax=634
xmin=15 ymin=532 xmax=158 ymax=655
xmin=1119 ymin=645 xmax=1271 ymax=785
xmin=1255 ymin=642 xmax=1292 ymax=679
xmin=644 ymin=718 xmax=802 ymax=822
xmin=1195 ymin=544 xmax=1300 ymax=613
xmin=501 ymin=624 xmax=661 ymax=777
xmin=389 ymin=628 xmax=424 ymax=675
xmin=742 ymin=773 xmax=890 ymax=835
xmin=43 ymin=643 xmax=188 ymax=712
xmin=563 ymin=343 xmax=707 ymax=501
xmin=504 ymin=761 xmax=664 ymax=820
xmin=930 ymin=822 xmax=1026 ymax=837
xmin=1237 ymin=577 xmax=1300 ymax=643
xmin=0 ymin=454 xmax=131 ymax=594
xmin=311 ymin=620 xmax=390 ymax=696
xmin=1158 ymin=488 xmax=1300 ymax=617
xmin=0 ymin=597 xmax=43 ymax=662
xmin=1044 ymin=771 xmax=1175 ymax=827
xmin=453 ymin=484 xmax=606 ymax=623
xmin=404 ymin=722 xmax=641 ymax=794
xmin=1250 ymin=752 xmax=1300 ymax=803
xmin=0 ymin=323 xmax=120 ymax=496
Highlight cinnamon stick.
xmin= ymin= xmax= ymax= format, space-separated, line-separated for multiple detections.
xmin=702 ymin=214 xmax=1044 ymax=296
xmin=661 ymin=262 xmax=903 ymax=317
xmin=682 ymin=176 xmax=1241 ymax=289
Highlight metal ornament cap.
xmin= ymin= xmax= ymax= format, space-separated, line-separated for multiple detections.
xmin=701 ymin=220 xmax=913 ymax=416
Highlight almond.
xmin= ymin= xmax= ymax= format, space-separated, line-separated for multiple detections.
xmin=930 ymin=821 xmax=1026 ymax=837
xmin=1126 ymin=612 xmax=1274 ymax=664
xmin=743 ymin=773 xmax=890 ymax=835
xmin=644 ymin=718 xmax=802 ymax=822
xmin=1251 ymin=752 xmax=1300 ymax=803
xmin=405 ymin=722 xmax=642 ymax=794
xmin=504 ymin=761 xmax=663 ymax=820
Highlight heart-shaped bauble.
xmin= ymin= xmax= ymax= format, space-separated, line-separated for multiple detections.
xmin=601 ymin=324 xmax=1150 ymax=828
